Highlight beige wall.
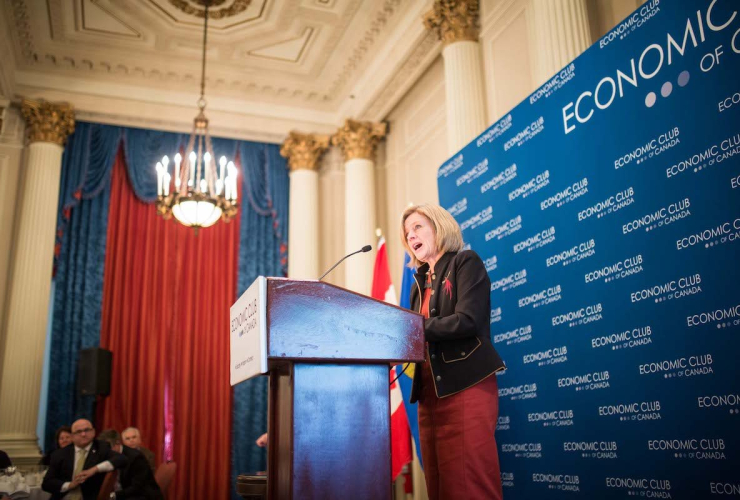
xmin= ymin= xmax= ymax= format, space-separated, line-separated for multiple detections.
xmin=587 ymin=0 xmax=648 ymax=44
xmin=380 ymin=57 xmax=448 ymax=291
xmin=480 ymin=0 xmax=537 ymax=124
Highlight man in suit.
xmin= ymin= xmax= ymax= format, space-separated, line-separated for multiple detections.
xmin=121 ymin=428 xmax=156 ymax=472
xmin=98 ymin=430 xmax=164 ymax=500
xmin=42 ymin=418 xmax=128 ymax=500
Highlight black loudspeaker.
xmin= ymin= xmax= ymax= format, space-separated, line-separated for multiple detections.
xmin=77 ymin=347 xmax=112 ymax=396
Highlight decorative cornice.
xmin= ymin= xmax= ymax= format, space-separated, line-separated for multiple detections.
xmin=361 ymin=29 xmax=441 ymax=121
xmin=21 ymin=98 xmax=75 ymax=145
xmin=280 ymin=131 xmax=330 ymax=172
xmin=326 ymin=0 xmax=404 ymax=96
xmin=11 ymin=0 xmax=35 ymax=60
xmin=423 ymin=0 xmax=480 ymax=45
xmin=331 ymin=119 xmax=387 ymax=161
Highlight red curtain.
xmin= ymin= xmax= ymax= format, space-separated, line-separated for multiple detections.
xmin=99 ymin=149 xmax=239 ymax=500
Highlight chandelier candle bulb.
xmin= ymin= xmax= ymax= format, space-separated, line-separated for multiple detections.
xmin=227 ymin=162 xmax=237 ymax=201
xmin=203 ymin=152 xmax=211 ymax=188
xmin=156 ymin=161 xmax=163 ymax=196
xmin=162 ymin=156 xmax=169 ymax=195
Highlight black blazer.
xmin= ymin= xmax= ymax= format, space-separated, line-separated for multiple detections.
xmin=409 ymin=250 xmax=506 ymax=401
xmin=42 ymin=439 xmax=128 ymax=500
xmin=115 ymin=446 xmax=164 ymax=500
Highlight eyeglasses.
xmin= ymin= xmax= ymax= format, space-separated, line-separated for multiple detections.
xmin=72 ymin=428 xmax=94 ymax=435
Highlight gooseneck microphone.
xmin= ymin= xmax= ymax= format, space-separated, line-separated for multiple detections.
xmin=319 ymin=245 xmax=372 ymax=281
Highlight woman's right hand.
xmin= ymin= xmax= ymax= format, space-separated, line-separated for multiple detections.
xmin=255 ymin=433 xmax=268 ymax=448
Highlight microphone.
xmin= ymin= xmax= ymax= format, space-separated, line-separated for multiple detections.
xmin=319 ymin=245 xmax=372 ymax=281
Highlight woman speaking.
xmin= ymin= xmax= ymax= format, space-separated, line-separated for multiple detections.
xmin=401 ymin=204 xmax=505 ymax=500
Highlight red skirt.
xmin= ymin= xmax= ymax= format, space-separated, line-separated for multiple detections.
xmin=418 ymin=359 xmax=503 ymax=500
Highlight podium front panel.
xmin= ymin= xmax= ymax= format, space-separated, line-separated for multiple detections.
xmin=292 ymin=364 xmax=390 ymax=499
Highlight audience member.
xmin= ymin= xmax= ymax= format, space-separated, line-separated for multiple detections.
xmin=121 ymin=428 xmax=156 ymax=472
xmin=42 ymin=418 xmax=127 ymax=500
xmin=41 ymin=426 xmax=73 ymax=466
xmin=98 ymin=429 xmax=164 ymax=500
xmin=0 ymin=450 xmax=10 ymax=469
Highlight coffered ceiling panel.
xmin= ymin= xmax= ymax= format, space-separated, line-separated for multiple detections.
xmin=81 ymin=0 xmax=141 ymax=38
xmin=2 ymin=0 xmax=440 ymax=141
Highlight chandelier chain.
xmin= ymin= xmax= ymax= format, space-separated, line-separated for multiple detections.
xmin=154 ymin=0 xmax=238 ymax=231
xmin=199 ymin=1 xmax=209 ymax=109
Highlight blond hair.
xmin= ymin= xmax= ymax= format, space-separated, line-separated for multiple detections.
xmin=400 ymin=204 xmax=464 ymax=269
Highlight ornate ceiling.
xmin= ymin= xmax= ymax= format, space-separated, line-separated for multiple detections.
xmin=1 ymin=0 xmax=441 ymax=142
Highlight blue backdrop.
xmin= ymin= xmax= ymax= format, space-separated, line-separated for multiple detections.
xmin=437 ymin=1 xmax=739 ymax=498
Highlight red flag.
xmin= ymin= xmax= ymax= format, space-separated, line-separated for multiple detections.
xmin=372 ymin=236 xmax=412 ymax=480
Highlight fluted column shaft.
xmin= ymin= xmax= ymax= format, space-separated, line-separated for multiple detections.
xmin=331 ymin=120 xmax=387 ymax=294
xmin=0 ymin=100 xmax=7 ymax=133
xmin=288 ymin=170 xmax=320 ymax=279
xmin=280 ymin=132 xmax=329 ymax=280
xmin=0 ymin=99 xmax=74 ymax=465
xmin=443 ymin=40 xmax=488 ymax=153
xmin=531 ymin=0 xmax=591 ymax=87
xmin=343 ymin=157 xmax=376 ymax=293
xmin=425 ymin=0 xmax=488 ymax=154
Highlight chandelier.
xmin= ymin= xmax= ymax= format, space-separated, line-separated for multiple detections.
xmin=155 ymin=1 xmax=238 ymax=231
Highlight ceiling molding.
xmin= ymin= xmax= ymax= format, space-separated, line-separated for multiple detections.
xmin=337 ymin=0 xmax=442 ymax=123
xmin=0 ymin=7 xmax=18 ymax=98
xmin=248 ymin=26 xmax=314 ymax=62
xmin=326 ymin=0 xmax=404 ymax=97
xmin=2 ymin=0 xmax=441 ymax=141
xmin=359 ymin=30 xmax=441 ymax=123
xmin=81 ymin=0 xmax=142 ymax=38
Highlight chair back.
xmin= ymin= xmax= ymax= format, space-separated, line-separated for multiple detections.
xmin=96 ymin=471 xmax=117 ymax=500
xmin=155 ymin=461 xmax=177 ymax=495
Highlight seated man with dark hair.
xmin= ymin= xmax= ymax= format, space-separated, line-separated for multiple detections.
xmin=42 ymin=419 xmax=128 ymax=500
xmin=0 ymin=449 xmax=11 ymax=469
xmin=98 ymin=429 xmax=163 ymax=500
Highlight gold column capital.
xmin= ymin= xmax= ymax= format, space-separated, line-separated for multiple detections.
xmin=280 ymin=131 xmax=330 ymax=172
xmin=424 ymin=0 xmax=480 ymax=45
xmin=21 ymin=98 xmax=75 ymax=146
xmin=331 ymin=119 xmax=387 ymax=162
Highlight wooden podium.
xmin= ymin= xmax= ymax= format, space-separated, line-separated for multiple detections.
xmin=231 ymin=277 xmax=424 ymax=500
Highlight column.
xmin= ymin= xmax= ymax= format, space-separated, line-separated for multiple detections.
xmin=0 ymin=98 xmax=8 ymax=133
xmin=0 ymin=98 xmax=74 ymax=465
xmin=331 ymin=119 xmax=387 ymax=295
xmin=530 ymin=0 xmax=591 ymax=87
xmin=424 ymin=0 xmax=487 ymax=154
xmin=280 ymin=132 xmax=329 ymax=280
